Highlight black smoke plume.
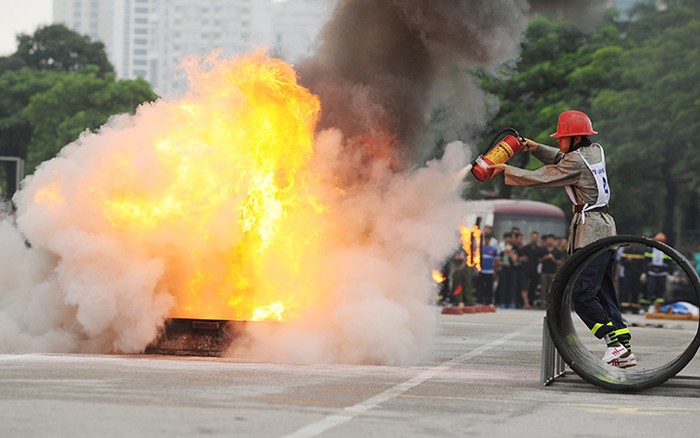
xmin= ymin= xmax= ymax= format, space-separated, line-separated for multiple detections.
xmin=298 ymin=0 xmax=609 ymax=166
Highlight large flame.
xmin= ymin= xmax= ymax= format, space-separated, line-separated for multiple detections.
xmin=461 ymin=224 xmax=482 ymax=271
xmin=33 ymin=52 xmax=328 ymax=321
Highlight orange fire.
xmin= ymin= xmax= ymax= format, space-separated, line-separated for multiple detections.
xmin=431 ymin=269 xmax=446 ymax=284
xmin=43 ymin=52 xmax=331 ymax=321
xmin=461 ymin=224 xmax=482 ymax=271
xmin=33 ymin=182 xmax=64 ymax=210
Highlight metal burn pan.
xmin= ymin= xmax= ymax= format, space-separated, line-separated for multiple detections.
xmin=145 ymin=318 xmax=248 ymax=357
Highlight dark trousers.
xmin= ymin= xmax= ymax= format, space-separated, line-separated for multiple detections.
xmin=476 ymin=272 xmax=494 ymax=305
xmin=539 ymin=273 xmax=556 ymax=308
xmin=497 ymin=268 xmax=516 ymax=308
xmin=572 ymin=250 xmax=626 ymax=339
xmin=621 ymin=273 xmax=642 ymax=305
xmin=646 ymin=274 xmax=667 ymax=302
xmin=527 ymin=271 xmax=540 ymax=305
xmin=452 ymin=266 xmax=474 ymax=306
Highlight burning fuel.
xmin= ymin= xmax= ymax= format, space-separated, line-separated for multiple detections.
xmin=432 ymin=270 xmax=447 ymax=284
xmin=0 ymin=51 xmax=468 ymax=362
xmin=461 ymin=224 xmax=482 ymax=272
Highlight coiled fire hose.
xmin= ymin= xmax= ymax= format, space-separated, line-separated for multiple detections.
xmin=546 ymin=235 xmax=700 ymax=392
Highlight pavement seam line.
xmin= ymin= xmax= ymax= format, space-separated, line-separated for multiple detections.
xmin=281 ymin=321 xmax=539 ymax=438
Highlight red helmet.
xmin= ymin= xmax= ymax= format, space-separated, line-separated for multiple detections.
xmin=549 ymin=110 xmax=598 ymax=138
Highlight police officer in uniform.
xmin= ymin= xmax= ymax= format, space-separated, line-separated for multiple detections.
xmin=490 ymin=110 xmax=635 ymax=368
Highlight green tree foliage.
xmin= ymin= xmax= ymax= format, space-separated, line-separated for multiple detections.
xmin=0 ymin=68 xmax=63 ymax=195
xmin=593 ymin=4 xmax=700 ymax=236
xmin=476 ymin=16 xmax=605 ymax=201
xmin=480 ymin=1 xmax=700 ymax=237
xmin=0 ymin=25 xmax=155 ymax=200
xmin=9 ymin=24 xmax=113 ymax=74
xmin=23 ymin=66 xmax=155 ymax=171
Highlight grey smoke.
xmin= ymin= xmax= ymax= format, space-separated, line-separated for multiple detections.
xmin=298 ymin=0 xmax=610 ymax=164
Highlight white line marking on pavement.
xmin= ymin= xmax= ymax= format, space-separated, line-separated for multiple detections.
xmin=281 ymin=322 xmax=539 ymax=438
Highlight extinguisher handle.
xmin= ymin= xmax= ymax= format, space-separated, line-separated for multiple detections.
xmin=509 ymin=128 xmax=525 ymax=143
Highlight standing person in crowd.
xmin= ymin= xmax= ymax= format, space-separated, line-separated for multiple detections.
xmin=482 ymin=224 xmax=499 ymax=248
xmin=615 ymin=246 xmax=626 ymax=295
xmin=490 ymin=109 xmax=635 ymax=368
xmin=555 ymin=236 xmax=570 ymax=263
xmin=450 ymin=249 xmax=474 ymax=307
xmin=643 ymin=232 xmax=673 ymax=306
xmin=495 ymin=232 xmax=515 ymax=308
xmin=618 ymin=243 xmax=646 ymax=312
xmin=512 ymin=232 xmax=529 ymax=308
xmin=436 ymin=258 xmax=452 ymax=306
xmin=477 ymin=235 xmax=499 ymax=305
xmin=538 ymin=234 xmax=563 ymax=308
xmin=522 ymin=231 xmax=543 ymax=309
xmin=440 ymin=249 xmax=463 ymax=306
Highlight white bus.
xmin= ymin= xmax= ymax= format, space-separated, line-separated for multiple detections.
xmin=463 ymin=199 xmax=568 ymax=241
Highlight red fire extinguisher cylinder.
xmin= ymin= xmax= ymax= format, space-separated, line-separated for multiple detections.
xmin=470 ymin=134 xmax=523 ymax=182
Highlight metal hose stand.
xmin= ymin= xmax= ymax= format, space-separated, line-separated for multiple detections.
xmin=540 ymin=315 xmax=566 ymax=386
xmin=545 ymin=235 xmax=700 ymax=392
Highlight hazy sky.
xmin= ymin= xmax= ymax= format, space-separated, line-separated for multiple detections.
xmin=0 ymin=0 xmax=53 ymax=56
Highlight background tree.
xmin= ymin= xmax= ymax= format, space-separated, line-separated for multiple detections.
xmin=23 ymin=66 xmax=155 ymax=171
xmin=0 ymin=25 xmax=155 ymax=201
xmin=592 ymin=3 xmax=700 ymax=237
xmin=0 ymin=68 xmax=62 ymax=196
xmin=10 ymin=24 xmax=113 ymax=74
xmin=476 ymin=2 xmax=700 ymax=241
xmin=477 ymin=15 xmax=609 ymax=201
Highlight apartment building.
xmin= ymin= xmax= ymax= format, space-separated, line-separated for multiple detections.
xmin=53 ymin=0 xmax=330 ymax=96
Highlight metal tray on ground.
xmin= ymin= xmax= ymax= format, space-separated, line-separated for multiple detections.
xmin=145 ymin=318 xmax=247 ymax=357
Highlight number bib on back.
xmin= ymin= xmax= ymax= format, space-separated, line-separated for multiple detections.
xmin=565 ymin=144 xmax=610 ymax=222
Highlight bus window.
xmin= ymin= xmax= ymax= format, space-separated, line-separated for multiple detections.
xmin=493 ymin=214 xmax=567 ymax=241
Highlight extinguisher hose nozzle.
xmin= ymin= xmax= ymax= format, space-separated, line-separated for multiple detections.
xmin=459 ymin=163 xmax=473 ymax=179
xmin=451 ymin=163 xmax=474 ymax=186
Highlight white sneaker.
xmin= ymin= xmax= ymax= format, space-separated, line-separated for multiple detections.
xmin=610 ymin=353 xmax=637 ymax=368
xmin=602 ymin=345 xmax=628 ymax=364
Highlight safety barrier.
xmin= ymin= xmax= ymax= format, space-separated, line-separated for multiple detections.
xmin=542 ymin=235 xmax=700 ymax=392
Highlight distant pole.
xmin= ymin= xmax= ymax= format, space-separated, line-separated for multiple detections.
xmin=0 ymin=156 xmax=25 ymax=197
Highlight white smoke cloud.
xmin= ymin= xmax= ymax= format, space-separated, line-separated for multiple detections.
xmin=229 ymin=134 xmax=470 ymax=364
xmin=0 ymin=106 xmax=181 ymax=354
xmin=0 ymin=123 xmax=470 ymax=362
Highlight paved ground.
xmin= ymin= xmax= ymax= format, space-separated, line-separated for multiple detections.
xmin=1 ymin=309 xmax=699 ymax=438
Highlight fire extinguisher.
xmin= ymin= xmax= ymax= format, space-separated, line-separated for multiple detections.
xmin=470 ymin=127 xmax=525 ymax=182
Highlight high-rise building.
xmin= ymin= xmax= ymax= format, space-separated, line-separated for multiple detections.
xmin=53 ymin=0 xmax=331 ymax=96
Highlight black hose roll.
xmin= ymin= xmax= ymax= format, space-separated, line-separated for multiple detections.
xmin=546 ymin=235 xmax=700 ymax=392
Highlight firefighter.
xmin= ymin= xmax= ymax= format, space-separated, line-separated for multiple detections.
xmin=618 ymin=243 xmax=646 ymax=312
xmin=643 ymin=232 xmax=674 ymax=306
xmin=490 ymin=110 xmax=635 ymax=368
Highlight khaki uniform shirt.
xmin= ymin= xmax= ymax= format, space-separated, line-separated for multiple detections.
xmin=503 ymin=144 xmax=616 ymax=253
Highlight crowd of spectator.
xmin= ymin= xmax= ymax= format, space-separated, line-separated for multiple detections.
xmin=438 ymin=226 xmax=568 ymax=309
xmin=615 ymin=233 xmax=699 ymax=313
xmin=437 ymin=228 xmax=699 ymax=312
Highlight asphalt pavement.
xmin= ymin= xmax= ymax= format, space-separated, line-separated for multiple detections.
xmin=1 ymin=309 xmax=699 ymax=438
